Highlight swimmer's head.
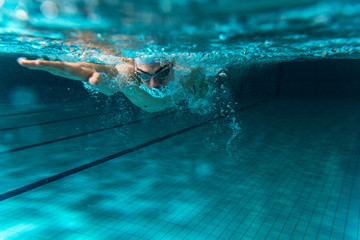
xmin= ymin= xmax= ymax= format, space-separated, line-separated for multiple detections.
xmin=134 ymin=57 xmax=174 ymax=90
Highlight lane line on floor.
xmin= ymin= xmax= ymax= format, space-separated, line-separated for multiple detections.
xmin=0 ymin=103 xmax=104 ymax=117
xmin=0 ymin=101 xmax=267 ymax=202
xmin=0 ymin=112 xmax=112 ymax=131
xmin=0 ymin=111 xmax=176 ymax=154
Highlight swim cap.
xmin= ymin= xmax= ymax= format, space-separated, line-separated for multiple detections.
xmin=134 ymin=57 xmax=166 ymax=65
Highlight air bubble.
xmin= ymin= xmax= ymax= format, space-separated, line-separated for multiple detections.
xmin=40 ymin=1 xmax=59 ymax=19
xmin=218 ymin=33 xmax=227 ymax=41
xmin=219 ymin=72 xmax=227 ymax=78
xmin=15 ymin=9 xmax=29 ymax=21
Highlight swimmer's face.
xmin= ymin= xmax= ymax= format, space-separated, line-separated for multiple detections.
xmin=135 ymin=62 xmax=174 ymax=89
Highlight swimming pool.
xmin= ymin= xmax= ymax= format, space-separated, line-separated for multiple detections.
xmin=1 ymin=0 xmax=360 ymax=239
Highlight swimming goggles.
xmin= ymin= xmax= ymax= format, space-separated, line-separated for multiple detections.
xmin=135 ymin=64 xmax=172 ymax=82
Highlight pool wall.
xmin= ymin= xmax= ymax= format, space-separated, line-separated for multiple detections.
xmin=1 ymin=55 xmax=360 ymax=110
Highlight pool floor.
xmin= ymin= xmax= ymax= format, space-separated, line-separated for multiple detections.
xmin=0 ymin=97 xmax=359 ymax=240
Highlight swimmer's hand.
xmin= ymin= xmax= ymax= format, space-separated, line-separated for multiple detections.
xmin=17 ymin=58 xmax=125 ymax=95
xmin=17 ymin=58 xmax=111 ymax=85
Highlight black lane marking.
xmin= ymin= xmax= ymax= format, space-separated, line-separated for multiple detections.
xmin=0 ymin=111 xmax=114 ymax=132
xmin=0 ymin=108 xmax=67 ymax=117
xmin=0 ymin=111 xmax=175 ymax=154
xmin=0 ymin=103 xmax=103 ymax=117
xmin=0 ymin=101 xmax=266 ymax=202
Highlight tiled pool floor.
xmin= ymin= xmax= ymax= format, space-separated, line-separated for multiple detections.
xmin=0 ymin=97 xmax=359 ymax=240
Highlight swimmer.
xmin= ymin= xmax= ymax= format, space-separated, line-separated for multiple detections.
xmin=17 ymin=56 xmax=208 ymax=112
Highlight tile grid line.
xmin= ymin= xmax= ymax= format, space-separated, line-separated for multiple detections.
xmin=122 ymin=165 xmax=243 ymax=237
xmin=328 ymin=152 xmax=355 ymax=240
xmin=136 ymin=146 xmax=271 ymax=239
xmin=290 ymin=137 xmax=338 ymax=239
xmin=170 ymin=180 xmax=239 ymax=239
xmin=107 ymin=193 xmax=162 ymax=237
xmin=271 ymin=137 xmax=342 ymax=238
xmin=302 ymin=176 xmax=331 ymax=240
xmin=234 ymin=164 xmax=294 ymax=240
xmin=201 ymin=170 xmax=262 ymax=239
xmin=224 ymin=155 xmax=296 ymax=239
xmin=206 ymin=166 xmax=274 ymax=240
xmin=160 ymin=192 xmax=207 ymax=239
xmin=206 ymin=162 xmax=261 ymax=234
xmin=190 ymin=165 xmax=263 ymax=240
xmin=194 ymin=178 xmax=262 ymax=239
xmin=139 ymin=188 xmax=202 ymax=239
xmin=247 ymin=149 xmax=305 ymax=239
xmin=122 ymin=189 xmax=198 ymax=240
xmin=287 ymin=158 xmax=332 ymax=240
xmin=154 ymin=172 xmax=236 ymax=239
xmin=0 ymin=101 xmax=267 ymax=202
xmin=275 ymin=149 xmax=329 ymax=240
xmin=105 ymin=181 xmax=181 ymax=231
xmin=215 ymin=167 xmax=274 ymax=239
xmin=328 ymin=122 xmax=360 ymax=240
xmin=301 ymin=155 xmax=341 ymax=240
xmin=342 ymin=151 xmax=360 ymax=240
xmin=260 ymin=148 xmax=313 ymax=239
xmin=114 ymin=220 xmax=152 ymax=240
xmin=314 ymin=156 xmax=346 ymax=240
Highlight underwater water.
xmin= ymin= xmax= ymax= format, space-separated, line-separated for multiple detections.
xmin=0 ymin=0 xmax=360 ymax=239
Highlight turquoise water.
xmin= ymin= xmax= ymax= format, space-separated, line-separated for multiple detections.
xmin=1 ymin=0 xmax=360 ymax=66
xmin=0 ymin=0 xmax=360 ymax=239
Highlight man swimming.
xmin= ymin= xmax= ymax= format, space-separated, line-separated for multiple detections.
xmin=17 ymin=56 xmax=208 ymax=112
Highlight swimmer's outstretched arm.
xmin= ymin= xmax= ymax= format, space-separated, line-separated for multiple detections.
xmin=17 ymin=58 xmax=134 ymax=95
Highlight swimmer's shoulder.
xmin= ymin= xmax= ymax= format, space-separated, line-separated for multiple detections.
xmin=110 ymin=58 xmax=139 ymax=87
xmin=114 ymin=58 xmax=135 ymax=75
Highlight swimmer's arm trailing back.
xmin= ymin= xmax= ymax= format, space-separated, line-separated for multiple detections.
xmin=17 ymin=58 xmax=134 ymax=96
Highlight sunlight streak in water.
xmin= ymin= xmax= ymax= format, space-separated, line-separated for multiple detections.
xmin=0 ymin=0 xmax=5 ymax=9
xmin=0 ymin=224 xmax=36 ymax=239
